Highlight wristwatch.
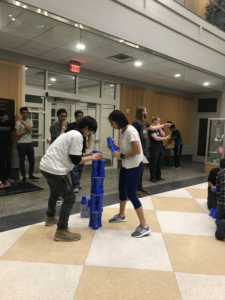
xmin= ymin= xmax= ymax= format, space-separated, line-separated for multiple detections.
xmin=120 ymin=153 xmax=125 ymax=159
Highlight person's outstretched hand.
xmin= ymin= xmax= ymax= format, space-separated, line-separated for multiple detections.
xmin=93 ymin=153 xmax=103 ymax=160
xmin=164 ymin=123 xmax=172 ymax=128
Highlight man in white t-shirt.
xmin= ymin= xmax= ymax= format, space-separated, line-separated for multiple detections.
xmin=40 ymin=116 xmax=102 ymax=242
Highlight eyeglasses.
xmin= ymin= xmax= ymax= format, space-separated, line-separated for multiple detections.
xmin=59 ymin=115 xmax=67 ymax=117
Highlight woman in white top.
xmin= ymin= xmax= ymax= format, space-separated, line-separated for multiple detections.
xmin=108 ymin=110 xmax=171 ymax=238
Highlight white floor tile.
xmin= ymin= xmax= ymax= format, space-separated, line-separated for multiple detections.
xmin=85 ymin=229 xmax=172 ymax=271
xmin=155 ymin=188 xmax=193 ymax=198
xmin=0 ymin=226 xmax=30 ymax=257
xmin=156 ymin=211 xmax=216 ymax=236
xmin=0 ymin=260 xmax=83 ymax=300
xmin=195 ymin=198 xmax=209 ymax=213
xmin=175 ymin=272 xmax=225 ymax=300
xmin=69 ymin=213 xmax=90 ymax=228
xmin=107 ymin=196 xmax=154 ymax=210
xmin=189 ymin=182 xmax=208 ymax=189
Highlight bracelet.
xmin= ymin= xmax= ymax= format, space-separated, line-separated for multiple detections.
xmin=62 ymin=126 xmax=66 ymax=129
xmin=91 ymin=155 xmax=94 ymax=160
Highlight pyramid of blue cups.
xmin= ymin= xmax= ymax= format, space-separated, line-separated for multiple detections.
xmin=209 ymin=186 xmax=217 ymax=219
xmin=80 ymin=151 xmax=106 ymax=230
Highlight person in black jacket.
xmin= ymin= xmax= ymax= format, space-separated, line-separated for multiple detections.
xmin=0 ymin=110 xmax=14 ymax=187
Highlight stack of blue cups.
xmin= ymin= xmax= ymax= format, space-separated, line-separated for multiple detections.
xmin=89 ymin=151 xmax=105 ymax=230
xmin=107 ymin=137 xmax=117 ymax=152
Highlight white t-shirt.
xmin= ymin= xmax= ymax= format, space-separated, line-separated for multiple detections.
xmin=119 ymin=125 xmax=143 ymax=169
xmin=40 ymin=130 xmax=83 ymax=175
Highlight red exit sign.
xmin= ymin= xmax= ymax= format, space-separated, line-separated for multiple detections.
xmin=70 ymin=64 xmax=80 ymax=73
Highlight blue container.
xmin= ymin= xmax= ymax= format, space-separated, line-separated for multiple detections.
xmin=92 ymin=212 xmax=99 ymax=230
xmin=91 ymin=177 xmax=95 ymax=194
xmin=97 ymin=194 xmax=104 ymax=212
xmin=81 ymin=196 xmax=87 ymax=205
xmin=87 ymin=198 xmax=91 ymax=207
xmin=92 ymin=160 xmax=98 ymax=177
xmin=213 ymin=210 xmax=217 ymax=219
xmin=89 ymin=212 xmax=93 ymax=227
xmin=110 ymin=144 xmax=117 ymax=152
xmin=213 ymin=186 xmax=216 ymax=192
xmin=209 ymin=208 xmax=215 ymax=217
xmin=90 ymin=194 xmax=97 ymax=212
xmin=94 ymin=177 xmax=102 ymax=196
xmin=98 ymin=159 xmax=106 ymax=178
xmin=92 ymin=150 xmax=98 ymax=154
xmin=100 ymin=178 xmax=104 ymax=194
xmin=107 ymin=137 xmax=113 ymax=146
xmin=98 ymin=212 xmax=102 ymax=227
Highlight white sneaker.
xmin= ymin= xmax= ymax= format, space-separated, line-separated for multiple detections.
xmin=7 ymin=178 xmax=14 ymax=184
xmin=57 ymin=197 xmax=63 ymax=203
xmin=74 ymin=188 xmax=79 ymax=193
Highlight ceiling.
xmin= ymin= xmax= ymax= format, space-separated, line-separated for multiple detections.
xmin=0 ymin=1 xmax=225 ymax=94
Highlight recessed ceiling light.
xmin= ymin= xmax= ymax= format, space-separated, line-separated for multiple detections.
xmin=204 ymin=82 xmax=209 ymax=86
xmin=9 ymin=14 xmax=12 ymax=17
xmin=175 ymin=74 xmax=181 ymax=77
xmin=73 ymin=77 xmax=75 ymax=79
xmin=135 ymin=61 xmax=142 ymax=67
xmin=15 ymin=1 xmax=20 ymax=6
xmin=12 ymin=18 xmax=15 ymax=21
xmin=50 ymin=78 xmax=56 ymax=81
xmin=119 ymin=39 xmax=124 ymax=43
xmin=25 ymin=67 xmax=28 ymax=70
xmin=42 ymin=25 xmax=44 ymax=28
xmin=48 ymin=84 xmax=51 ymax=86
xmin=75 ymin=24 xmax=78 ymax=27
xmin=77 ymin=44 xmax=85 ymax=50
xmin=111 ymin=94 xmax=113 ymax=95
xmin=110 ymin=84 xmax=114 ymax=86
xmin=23 ymin=5 xmax=27 ymax=8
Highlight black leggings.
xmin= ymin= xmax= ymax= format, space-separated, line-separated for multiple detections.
xmin=0 ymin=146 xmax=12 ymax=182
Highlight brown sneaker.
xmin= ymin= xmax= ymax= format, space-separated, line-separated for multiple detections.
xmin=54 ymin=229 xmax=81 ymax=242
xmin=138 ymin=186 xmax=150 ymax=194
xmin=45 ymin=216 xmax=59 ymax=226
xmin=136 ymin=190 xmax=143 ymax=197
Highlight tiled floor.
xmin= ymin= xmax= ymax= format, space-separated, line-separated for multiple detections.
xmin=0 ymin=182 xmax=224 ymax=300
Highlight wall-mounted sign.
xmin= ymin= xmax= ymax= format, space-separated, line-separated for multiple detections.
xmin=70 ymin=61 xmax=81 ymax=73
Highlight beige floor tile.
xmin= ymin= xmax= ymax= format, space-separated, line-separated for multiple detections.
xmin=185 ymin=188 xmax=207 ymax=199
xmin=163 ymin=233 xmax=225 ymax=275
xmin=1 ymin=225 xmax=94 ymax=265
xmin=102 ymin=207 xmax=161 ymax=232
xmin=151 ymin=196 xmax=206 ymax=213
xmin=74 ymin=266 xmax=181 ymax=300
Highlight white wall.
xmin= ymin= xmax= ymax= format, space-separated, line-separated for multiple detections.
xmin=23 ymin=0 xmax=225 ymax=77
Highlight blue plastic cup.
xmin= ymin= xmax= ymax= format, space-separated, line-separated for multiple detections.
xmin=98 ymin=212 xmax=102 ymax=227
xmin=213 ymin=186 xmax=216 ymax=192
xmin=107 ymin=137 xmax=113 ymax=146
xmin=87 ymin=198 xmax=91 ymax=208
xmin=209 ymin=208 xmax=215 ymax=217
xmin=97 ymin=194 xmax=104 ymax=212
xmin=100 ymin=178 xmax=104 ymax=194
xmin=89 ymin=212 xmax=93 ymax=227
xmin=94 ymin=177 xmax=102 ymax=196
xmin=90 ymin=194 xmax=97 ymax=212
xmin=213 ymin=210 xmax=217 ymax=219
xmin=92 ymin=160 xmax=98 ymax=177
xmin=81 ymin=196 xmax=87 ymax=205
xmin=91 ymin=177 xmax=95 ymax=194
xmin=92 ymin=150 xmax=98 ymax=154
xmin=110 ymin=144 xmax=117 ymax=152
xmin=92 ymin=212 xmax=99 ymax=230
xmin=98 ymin=159 xmax=106 ymax=178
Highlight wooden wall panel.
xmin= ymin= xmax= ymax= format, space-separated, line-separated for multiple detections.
xmin=0 ymin=59 xmax=23 ymax=149
xmin=120 ymin=84 xmax=193 ymax=145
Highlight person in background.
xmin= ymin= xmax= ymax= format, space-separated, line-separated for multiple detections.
xmin=66 ymin=110 xmax=92 ymax=193
xmin=165 ymin=124 xmax=183 ymax=169
xmin=215 ymin=158 xmax=225 ymax=241
xmin=148 ymin=115 xmax=170 ymax=183
xmin=50 ymin=108 xmax=67 ymax=143
xmin=40 ymin=116 xmax=102 ymax=242
xmin=15 ymin=107 xmax=39 ymax=183
xmin=0 ymin=110 xmax=14 ymax=187
xmin=207 ymin=165 xmax=221 ymax=210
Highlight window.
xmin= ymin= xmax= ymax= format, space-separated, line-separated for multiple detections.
xmin=78 ymin=77 xmax=100 ymax=98
xmin=48 ymin=72 xmax=75 ymax=93
xmin=198 ymin=98 xmax=217 ymax=112
xmin=25 ymin=67 xmax=45 ymax=89
xmin=102 ymin=82 xmax=116 ymax=100
xmin=25 ymin=95 xmax=45 ymax=111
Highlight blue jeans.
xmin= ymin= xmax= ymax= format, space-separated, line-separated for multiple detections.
xmin=70 ymin=162 xmax=85 ymax=189
xmin=216 ymin=205 xmax=225 ymax=225
xmin=119 ymin=162 xmax=143 ymax=209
